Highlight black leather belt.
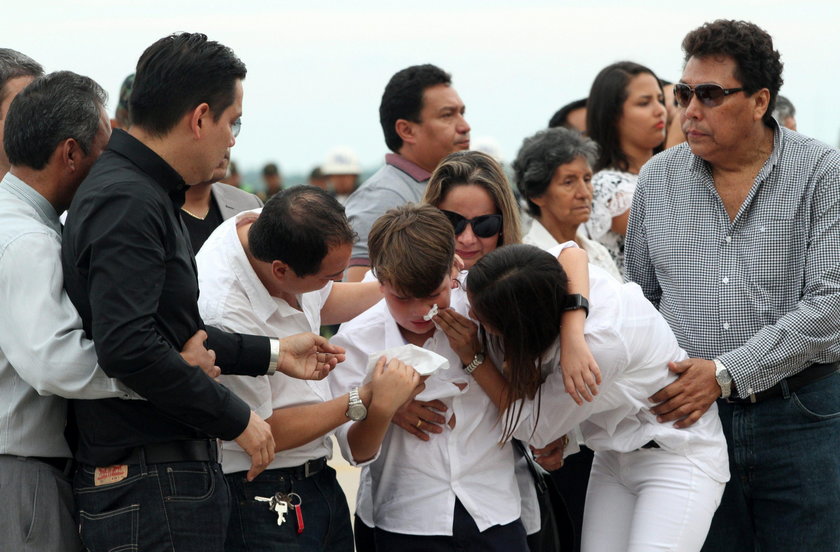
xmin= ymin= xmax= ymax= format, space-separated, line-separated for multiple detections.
xmin=119 ymin=439 xmax=217 ymax=465
xmin=273 ymin=457 xmax=327 ymax=479
xmin=727 ymin=361 xmax=839 ymax=405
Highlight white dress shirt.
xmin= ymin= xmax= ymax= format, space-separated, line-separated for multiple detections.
xmin=0 ymin=174 xmax=134 ymax=458
xmin=196 ymin=209 xmax=337 ymax=473
xmin=523 ymin=219 xmax=622 ymax=282
xmin=502 ymin=252 xmax=730 ymax=484
xmin=328 ymin=287 xmax=522 ymax=535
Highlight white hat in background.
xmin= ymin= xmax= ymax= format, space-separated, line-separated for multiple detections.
xmin=321 ymin=146 xmax=361 ymax=175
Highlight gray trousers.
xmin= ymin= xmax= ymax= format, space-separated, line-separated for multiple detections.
xmin=0 ymin=455 xmax=82 ymax=551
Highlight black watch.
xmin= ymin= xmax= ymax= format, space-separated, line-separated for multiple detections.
xmin=562 ymin=294 xmax=589 ymax=317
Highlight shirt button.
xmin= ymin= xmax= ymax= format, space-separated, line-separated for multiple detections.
xmin=723 ymin=322 xmax=731 ymax=330
xmin=722 ymin=277 xmax=730 ymax=284
xmin=725 ymin=236 xmax=732 ymax=243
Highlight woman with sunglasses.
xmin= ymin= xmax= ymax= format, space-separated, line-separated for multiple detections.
xmin=584 ymin=61 xmax=667 ymax=275
xmin=461 ymin=244 xmax=728 ymax=552
xmin=515 ymin=127 xmax=621 ymax=282
xmin=422 ymin=150 xmax=521 ymax=271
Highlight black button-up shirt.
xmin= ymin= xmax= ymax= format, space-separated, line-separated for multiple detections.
xmin=62 ymin=130 xmax=269 ymax=465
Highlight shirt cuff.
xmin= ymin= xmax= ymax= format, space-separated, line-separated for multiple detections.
xmin=267 ymin=338 xmax=279 ymax=376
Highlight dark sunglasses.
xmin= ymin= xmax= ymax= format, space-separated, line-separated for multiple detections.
xmin=441 ymin=210 xmax=503 ymax=238
xmin=673 ymin=83 xmax=745 ymax=108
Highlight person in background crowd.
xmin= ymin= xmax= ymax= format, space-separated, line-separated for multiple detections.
xmin=322 ymin=145 xmax=362 ymax=204
xmin=109 ymin=73 xmax=134 ymax=130
xmin=308 ymin=165 xmax=328 ymax=190
xmin=584 ymin=61 xmax=667 ymax=275
xmin=261 ymin=161 xmax=283 ymax=200
xmin=0 ymin=48 xmax=44 ymax=178
xmin=181 ymin=151 xmax=263 ymax=252
xmin=343 ymin=63 xmax=470 ymax=282
xmin=625 ymin=19 xmax=840 ymax=551
xmin=222 ymin=159 xmax=243 ymax=188
xmin=773 ymin=94 xmax=797 ymax=130
xmin=548 ymin=98 xmax=588 ymax=134
xmin=515 ymin=127 xmax=621 ymax=281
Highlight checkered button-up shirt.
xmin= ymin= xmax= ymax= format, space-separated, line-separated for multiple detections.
xmin=625 ymin=123 xmax=840 ymax=397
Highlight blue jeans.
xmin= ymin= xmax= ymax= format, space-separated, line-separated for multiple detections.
xmin=73 ymin=459 xmax=230 ymax=552
xmin=225 ymin=464 xmax=353 ymax=552
xmin=701 ymin=371 xmax=840 ymax=551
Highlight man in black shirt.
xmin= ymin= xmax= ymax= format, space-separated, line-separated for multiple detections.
xmin=61 ymin=33 xmax=343 ymax=552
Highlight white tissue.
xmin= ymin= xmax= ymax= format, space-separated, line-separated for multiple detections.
xmin=422 ymin=304 xmax=439 ymax=321
xmin=363 ymin=344 xmax=449 ymax=383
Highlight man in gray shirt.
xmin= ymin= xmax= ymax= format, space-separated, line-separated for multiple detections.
xmin=625 ymin=20 xmax=840 ymax=551
xmin=344 ymin=64 xmax=470 ymax=282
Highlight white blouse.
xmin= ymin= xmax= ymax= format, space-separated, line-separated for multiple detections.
xmin=523 ymin=219 xmax=622 ymax=282
xmin=583 ymin=169 xmax=637 ymax=275
xmin=496 ymin=254 xmax=730 ymax=485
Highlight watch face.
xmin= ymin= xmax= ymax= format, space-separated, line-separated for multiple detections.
xmin=348 ymin=404 xmax=367 ymax=421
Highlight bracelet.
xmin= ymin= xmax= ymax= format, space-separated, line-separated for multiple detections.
xmin=267 ymin=338 xmax=280 ymax=375
xmin=464 ymin=352 xmax=485 ymax=375
xmin=562 ymin=294 xmax=589 ymax=317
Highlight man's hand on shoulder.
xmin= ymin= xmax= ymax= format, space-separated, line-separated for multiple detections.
xmin=276 ymin=333 xmax=346 ymax=380
xmin=648 ymin=358 xmax=719 ymax=429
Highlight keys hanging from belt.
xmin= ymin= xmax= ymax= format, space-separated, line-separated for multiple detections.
xmin=255 ymin=493 xmax=289 ymax=526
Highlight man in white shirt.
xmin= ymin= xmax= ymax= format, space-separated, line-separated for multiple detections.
xmin=0 ymin=71 xmax=216 ymax=551
xmin=196 ymin=185 xmax=417 ymax=551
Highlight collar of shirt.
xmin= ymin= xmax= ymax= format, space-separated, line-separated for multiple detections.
xmin=385 ymin=152 xmax=431 ymax=182
xmin=1 ymin=173 xmax=61 ymax=235
xmin=107 ymin=129 xmax=188 ymax=205
xmin=689 ymin=118 xmax=782 ymax=189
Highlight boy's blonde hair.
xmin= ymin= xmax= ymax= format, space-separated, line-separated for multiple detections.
xmin=369 ymin=204 xmax=455 ymax=297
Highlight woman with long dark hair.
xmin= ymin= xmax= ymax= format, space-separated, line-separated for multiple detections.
xmin=584 ymin=61 xmax=667 ymax=275
xmin=460 ymin=244 xmax=728 ymax=552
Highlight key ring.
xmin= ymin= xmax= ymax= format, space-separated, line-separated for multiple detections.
xmin=287 ymin=492 xmax=302 ymax=507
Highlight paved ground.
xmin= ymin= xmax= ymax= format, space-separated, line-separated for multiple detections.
xmin=328 ymin=436 xmax=361 ymax=515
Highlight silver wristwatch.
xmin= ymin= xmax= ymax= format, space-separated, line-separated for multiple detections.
xmin=345 ymin=387 xmax=367 ymax=421
xmin=464 ymin=352 xmax=485 ymax=375
xmin=713 ymin=359 xmax=732 ymax=399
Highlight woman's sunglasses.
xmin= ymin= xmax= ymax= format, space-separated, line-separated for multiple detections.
xmin=441 ymin=210 xmax=503 ymax=238
xmin=673 ymin=83 xmax=745 ymax=108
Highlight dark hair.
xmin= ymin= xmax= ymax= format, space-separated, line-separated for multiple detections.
xmin=130 ymin=33 xmax=246 ymax=136
xmin=682 ymin=20 xmax=783 ymax=126
xmin=369 ymin=204 xmax=455 ymax=298
xmin=469 ymin=244 xmax=569 ymax=439
xmin=248 ymin=186 xmax=356 ymax=277
xmin=513 ymin=128 xmax=599 ymax=218
xmin=548 ymin=98 xmax=587 ymax=129
xmin=262 ymin=162 xmax=279 ymax=177
xmin=4 ymin=71 xmax=107 ymax=170
xmin=587 ymin=61 xmax=663 ymax=172
xmin=0 ymin=48 xmax=44 ymax=106
xmin=379 ymin=64 xmax=451 ymax=153
xmin=424 ymin=150 xmax=522 ymax=246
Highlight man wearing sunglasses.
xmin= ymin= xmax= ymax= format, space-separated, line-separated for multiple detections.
xmin=344 ymin=64 xmax=471 ymax=283
xmin=625 ymin=19 xmax=840 ymax=552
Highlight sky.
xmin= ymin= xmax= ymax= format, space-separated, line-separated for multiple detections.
xmin=5 ymin=0 xmax=839 ymax=176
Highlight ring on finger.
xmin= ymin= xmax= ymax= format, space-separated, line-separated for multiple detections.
xmin=416 ymin=419 xmax=424 ymax=429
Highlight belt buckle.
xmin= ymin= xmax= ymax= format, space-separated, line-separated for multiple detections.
xmin=304 ymin=460 xmax=313 ymax=478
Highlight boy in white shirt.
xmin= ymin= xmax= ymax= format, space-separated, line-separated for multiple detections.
xmin=196 ymin=186 xmax=420 ymax=551
xmin=329 ymin=204 xmax=530 ymax=551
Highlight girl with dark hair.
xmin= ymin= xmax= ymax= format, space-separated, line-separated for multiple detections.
xmin=450 ymin=244 xmax=728 ymax=552
xmin=584 ymin=61 xmax=667 ymax=275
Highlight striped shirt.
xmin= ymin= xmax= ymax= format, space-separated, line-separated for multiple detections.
xmin=625 ymin=122 xmax=840 ymax=397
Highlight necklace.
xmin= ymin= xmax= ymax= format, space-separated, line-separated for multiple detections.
xmin=181 ymin=206 xmax=208 ymax=220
